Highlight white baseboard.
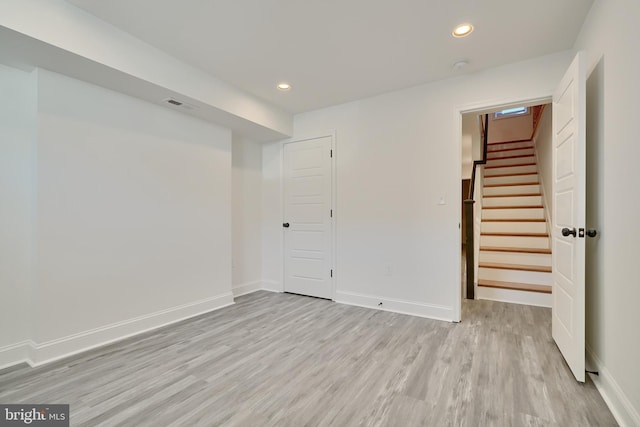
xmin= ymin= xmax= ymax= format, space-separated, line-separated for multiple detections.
xmin=232 ymin=281 xmax=262 ymax=297
xmin=476 ymin=286 xmax=552 ymax=308
xmin=0 ymin=341 xmax=31 ymax=371
xmin=335 ymin=291 xmax=454 ymax=322
xmin=261 ymin=280 xmax=283 ymax=293
xmin=27 ymin=292 xmax=234 ymax=367
xmin=587 ymin=346 xmax=640 ymax=427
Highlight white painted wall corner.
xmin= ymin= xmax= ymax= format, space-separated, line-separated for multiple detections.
xmin=260 ymin=280 xmax=283 ymax=293
xmin=0 ymin=341 xmax=31 ymax=371
xmin=587 ymin=346 xmax=640 ymax=427
xmin=232 ymin=281 xmax=263 ymax=297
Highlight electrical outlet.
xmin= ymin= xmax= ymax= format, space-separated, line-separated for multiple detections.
xmin=384 ymin=264 xmax=392 ymax=276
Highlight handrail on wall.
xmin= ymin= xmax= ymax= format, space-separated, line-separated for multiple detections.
xmin=464 ymin=114 xmax=489 ymax=300
xmin=468 ymin=114 xmax=489 ymax=200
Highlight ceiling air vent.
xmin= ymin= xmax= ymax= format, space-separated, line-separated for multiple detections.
xmin=162 ymin=98 xmax=197 ymax=110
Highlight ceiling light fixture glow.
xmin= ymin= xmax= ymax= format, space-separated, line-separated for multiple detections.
xmin=277 ymin=82 xmax=292 ymax=91
xmin=452 ymin=23 xmax=473 ymax=37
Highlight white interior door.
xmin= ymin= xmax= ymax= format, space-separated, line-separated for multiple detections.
xmin=283 ymin=136 xmax=333 ymax=299
xmin=552 ymin=51 xmax=587 ymax=382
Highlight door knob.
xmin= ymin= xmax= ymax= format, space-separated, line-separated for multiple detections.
xmin=562 ymin=227 xmax=577 ymax=237
xmin=586 ymin=229 xmax=597 ymax=238
xmin=283 ymin=222 xmax=290 ymax=228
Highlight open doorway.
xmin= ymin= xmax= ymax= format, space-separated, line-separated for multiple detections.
xmin=460 ymin=102 xmax=553 ymax=307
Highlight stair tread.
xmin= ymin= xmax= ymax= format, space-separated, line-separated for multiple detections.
xmin=484 ymin=172 xmax=538 ymax=178
xmin=483 ymin=205 xmax=544 ymax=209
xmin=478 ymin=279 xmax=552 ymax=294
xmin=487 ymin=146 xmax=534 ymax=154
xmin=484 ymin=182 xmax=539 ymax=188
xmin=482 ymin=219 xmax=545 ymax=222
xmin=479 ymin=262 xmax=552 ymax=273
xmin=487 ymin=138 xmax=533 ymax=146
xmin=481 ymin=231 xmax=548 ymax=237
xmin=483 ymin=193 xmax=542 ymax=198
xmin=485 ymin=162 xmax=537 ymax=169
xmin=486 ymin=154 xmax=535 ymax=161
xmin=480 ymin=246 xmax=552 ymax=254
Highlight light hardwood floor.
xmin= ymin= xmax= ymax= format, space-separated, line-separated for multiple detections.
xmin=0 ymin=291 xmax=616 ymax=426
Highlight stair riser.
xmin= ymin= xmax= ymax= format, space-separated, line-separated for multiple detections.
xmin=485 ymin=156 xmax=535 ymax=168
xmin=484 ymin=174 xmax=538 ymax=186
xmin=478 ymin=267 xmax=552 ymax=285
xmin=483 ymin=195 xmax=542 ymax=207
xmin=484 ymin=165 xmax=537 ymax=176
xmin=476 ymin=287 xmax=552 ymax=308
xmin=483 ymin=184 xmax=541 ymax=196
xmin=482 ymin=208 xmax=545 ymax=220
xmin=487 ymin=141 xmax=533 ymax=151
xmin=479 ymin=251 xmax=551 ymax=267
xmin=487 ymin=148 xmax=535 ymax=159
xmin=480 ymin=235 xmax=550 ymax=249
xmin=481 ymin=221 xmax=547 ymax=233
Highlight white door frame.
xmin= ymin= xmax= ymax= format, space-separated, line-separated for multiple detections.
xmin=281 ymin=132 xmax=337 ymax=300
xmin=454 ymin=95 xmax=552 ymax=321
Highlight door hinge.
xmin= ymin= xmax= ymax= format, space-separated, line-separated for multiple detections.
xmin=330 ymin=269 xmax=333 ymax=278
xmin=330 ymin=149 xmax=333 ymax=158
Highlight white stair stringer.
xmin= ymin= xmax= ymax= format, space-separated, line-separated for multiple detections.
xmin=477 ymin=140 xmax=552 ymax=308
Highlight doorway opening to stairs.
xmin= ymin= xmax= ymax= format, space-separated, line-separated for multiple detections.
xmin=461 ymin=101 xmax=553 ymax=310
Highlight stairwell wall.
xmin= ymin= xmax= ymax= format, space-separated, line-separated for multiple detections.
xmin=533 ymin=105 xmax=553 ymax=226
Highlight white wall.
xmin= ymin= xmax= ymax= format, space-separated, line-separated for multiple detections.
xmin=573 ymin=0 xmax=640 ymax=424
xmin=262 ymin=51 xmax=573 ymax=320
xmin=232 ymin=135 xmax=263 ymax=296
xmin=0 ymin=65 xmax=36 ymax=367
xmin=29 ymin=70 xmax=233 ymax=363
xmin=487 ymin=111 xmax=533 ymax=143
xmin=533 ymin=106 xmax=553 ymax=221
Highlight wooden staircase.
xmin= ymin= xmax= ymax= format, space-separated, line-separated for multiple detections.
xmin=477 ymin=139 xmax=552 ymax=306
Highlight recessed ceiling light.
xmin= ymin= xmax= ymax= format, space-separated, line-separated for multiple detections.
xmin=452 ymin=23 xmax=474 ymax=38
xmin=277 ymin=82 xmax=292 ymax=91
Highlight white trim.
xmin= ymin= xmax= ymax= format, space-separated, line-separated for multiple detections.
xmin=453 ymin=109 xmax=462 ymax=321
xmin=260 ymin=280 xmax=283 ymax=293
xmin=27 ymin=292 xmax=234 ymax=366
xmin=281 ymin=132 xmax=337 ymax=300
xmin=587 ymin=347 xmax=640 ymax=427
xmin=232 ymin=281 xmax=262 ymax=297
xmin=0 ymin=341 xmax=31 ymax=371
xmin=335 ymin=291 xmax=454 ymax=322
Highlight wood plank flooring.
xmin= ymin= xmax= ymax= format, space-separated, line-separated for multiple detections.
xmin=0 ymin=291 xmax=616 ymax=426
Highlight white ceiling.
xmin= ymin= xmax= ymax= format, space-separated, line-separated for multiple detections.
xmin=66 ymin=0 xmax=594 ymax=114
